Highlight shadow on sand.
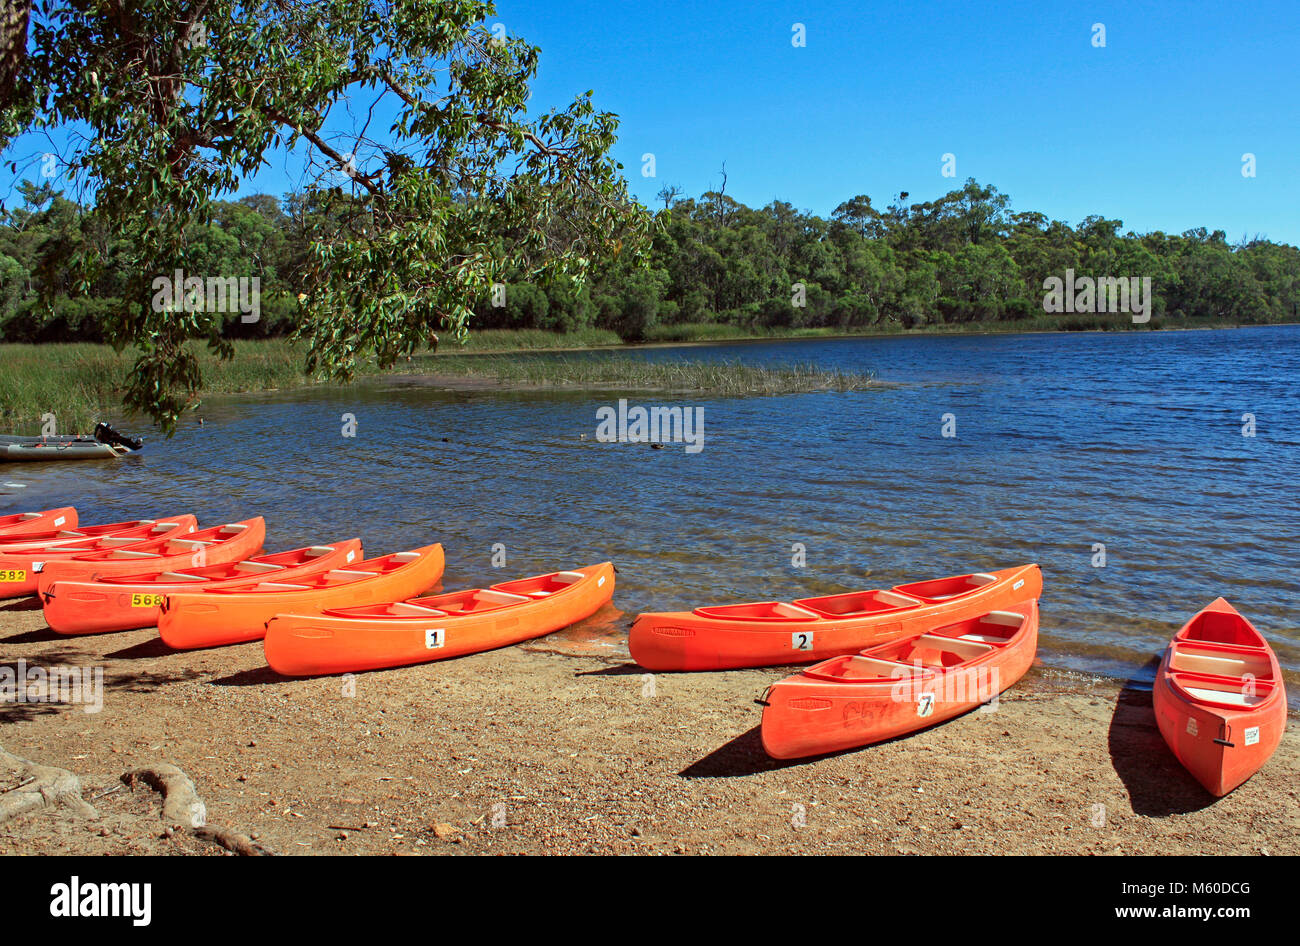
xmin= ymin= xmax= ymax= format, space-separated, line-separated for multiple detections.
xmin=1106 ymin=658 xmax=1217 ymax=816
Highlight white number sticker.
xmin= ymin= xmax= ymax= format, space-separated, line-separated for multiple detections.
xmin=1012 ymin=578 xmax=1024 ymax=591
xmin=424 ymin=628 xmax=445 ymax=650
xmin=1186 ymin=717 xmax=1199 ymax=737
xmin=53 ymin=516 xmax=66 ymax=527
xmin=32 ymin=561 xmax=44 ymax=573
xmin=791 ymin=631 xmax=814 ymax=651
xmin=1244 ymin=726 xmax=1260 ymax=746
xmin=917 ymin=693 xmax=935 ymax=717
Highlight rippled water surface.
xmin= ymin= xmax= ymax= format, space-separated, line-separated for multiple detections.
xmin=7 ymin=325 xmax=1299 ymax=693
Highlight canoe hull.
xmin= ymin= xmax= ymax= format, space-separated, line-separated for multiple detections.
xmin=34 ymin=518 xmax=267 ymax=596
xmin=43 ymin=539 xmax=363 ymax=635
xmin=1152 ymin=598 xmax=1287 ymax=796
xmin=0 ymin=507 xmax=78 ymax=538
xmin=0 ymin=517 xmax=197 ymax=599
xmin=630 ymin=564 xmax=1041 ymax=671
xmin=158 ymin=544 xmax=445 ymax=650
xmin=760 ymin=600 xmax=1038 ymax=759
xmin=264 ymin=562 xmax=616 ymax=675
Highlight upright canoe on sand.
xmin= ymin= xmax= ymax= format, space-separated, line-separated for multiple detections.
xmin=760 ymin=599 xmax=1039 ymax=760
xmin=0 ymin=507 xmax=78 ymax=538
xmin=0 ymin=515 xmax=174 ymax=553
xmin=264 ymin=563 xmax=616 ymax=676
xmin=0 ymin=516 xmax=197 ymax=598
xmin=157 ymin=544 xmax=446 ymax=650
xmin=630 ymin=564 xmax=1042 ymax=671
xmin=43 ymin=540 xmax=363 ymax=635
xmin=34 ymin=518 xmax=267 ymax=595
xmin=1153 ymin=598 xmax=1287 ymax=796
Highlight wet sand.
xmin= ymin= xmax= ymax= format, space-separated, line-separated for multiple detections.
xmin=2 ymin=601 xmax=1297 ymax=856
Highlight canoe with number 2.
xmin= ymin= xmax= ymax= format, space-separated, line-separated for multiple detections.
xmin=629 ymin=563 xmax=1042 ymax=671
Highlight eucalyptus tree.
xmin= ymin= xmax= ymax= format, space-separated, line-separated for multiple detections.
xmin=0 ymin=1 xmax=651 ymax=431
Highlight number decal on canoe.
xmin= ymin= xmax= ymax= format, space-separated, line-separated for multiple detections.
xmin=32 ymin=561 xmax=45 ymax=573
xmin=1244 ymin=726 xmax=1260 ymax=746
xmin=917 ymin=693 xmax=935 ymax=717
xmin=1012 ymin=579 xmax=1024 ymax=591
xmin=1186 ymin=717 xmax=1199 ymax=737
xmin=0 ymin=569 xmax=26 ymax=583
xmin=425 ymin=629 xmax=445 ymax=650
xmin=130 ymin=593 xmax=167 ymax=608
xmin=791 ymin=631 xmax=814 ymax=651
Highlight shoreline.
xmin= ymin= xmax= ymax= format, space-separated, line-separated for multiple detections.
xmin=3 ymin=322 xmax=1293 ymax=434
xmin=2 ymin=604 xmax=1296 ymax=855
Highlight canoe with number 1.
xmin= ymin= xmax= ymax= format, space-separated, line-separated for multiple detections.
xmin=263 ymin=562 xmax=616 ymax=676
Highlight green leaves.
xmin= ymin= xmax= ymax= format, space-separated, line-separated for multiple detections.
xmin=2 ymin=0 xmax=651 ymax=433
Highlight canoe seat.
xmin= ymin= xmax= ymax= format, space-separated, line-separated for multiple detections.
xmin=157 ymin=572 xmax=213 ymax=582
xmin=231 ymin=561 xmax=287 ymax=573
xmin=1169 ymin=646 xmax=1270 ymax=680
xmin=1182 ymin=686 xmax=1265 ymax=708
xmin=305 ymin=546 xmax=337 ymax=557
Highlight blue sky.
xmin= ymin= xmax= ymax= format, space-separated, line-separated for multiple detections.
xmin=8 ymin=0 xmax=1300 ymax=243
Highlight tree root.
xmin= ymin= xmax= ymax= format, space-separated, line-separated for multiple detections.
xmin=122 ymin=764 xmax=276 ymax=856
xmin=0 ymin=746 xmax=98 ymax=824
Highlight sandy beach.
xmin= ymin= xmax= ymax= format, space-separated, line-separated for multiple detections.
xmin=1 ymin=598 xmax=1296 ymax=856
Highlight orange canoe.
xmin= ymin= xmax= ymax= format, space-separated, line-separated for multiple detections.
xmin=0 ymin=507 xmax=78 ymax=538
xmin=760 ymin=599 xmax=1039 ymax=759
xmin=1153 ymin=598 xmax=1287 ymax=796
xmin=36 ymin=517 xmax=266 ymax=596
xmin=0 ymin=514 xmax=177 ymax=553
xmin=158 ymin=544 xmax=446 ymax=650
xmin=0 ymin=516 xmax=197 ymax=598
xmin=630 ymin=563 xmax=1042 ymax=671
xmin=264 ymin=562 xmax=616 ymax=676
xmin=43 ymin=538 xmax=362 ymax=635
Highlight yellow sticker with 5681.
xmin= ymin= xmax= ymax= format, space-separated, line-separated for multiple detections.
xmin=130 ymin=593 xmax=166 ymax=608
xmin=0 ymin=569 xmax=26 ymax=583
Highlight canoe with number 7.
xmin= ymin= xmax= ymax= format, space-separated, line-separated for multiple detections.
xmin=759 ymin=598 xmax=1039 ymax=759
xmin=0 ymin=516 xmax=197 ymax=598
xmin=629 ymin=563 xmax=1042 ymax=671
xmin=158 ymin=544 xmax=446 ymax=650
xmin=263 ymin=562 xmax=616 ymax=676
xmin=0 ymin=507 xmax=78 ymax=539
xmin=1153 ymin=598 xmax=1287 ymax=796
xmin=42 ymin=538 xmax=363 ymax=635
xmin=34 ymin=517 xmax=266 ymax=597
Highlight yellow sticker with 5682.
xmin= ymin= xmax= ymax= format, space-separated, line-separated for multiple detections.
xmin=130 ymin=593 xmax=166 ymax=608
xmin=0 ymin=569 xmax=26 ymax=583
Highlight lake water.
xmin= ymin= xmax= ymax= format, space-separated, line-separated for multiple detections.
xmin=7 ymin=325 xmax=1298 ymax=696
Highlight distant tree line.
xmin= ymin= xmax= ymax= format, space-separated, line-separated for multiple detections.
xmin=3 ymin=177 xmax=1297 ymax=344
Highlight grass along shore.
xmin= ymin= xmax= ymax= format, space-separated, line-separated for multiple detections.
xmin=0 ymin=339 xmax=875 ymax=435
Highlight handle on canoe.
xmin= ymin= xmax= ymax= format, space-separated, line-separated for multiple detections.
xmin=754 ymin=686 xmax=773 ymax=708
xmin=1213 ymin=722 xmax=1234 ymax=748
